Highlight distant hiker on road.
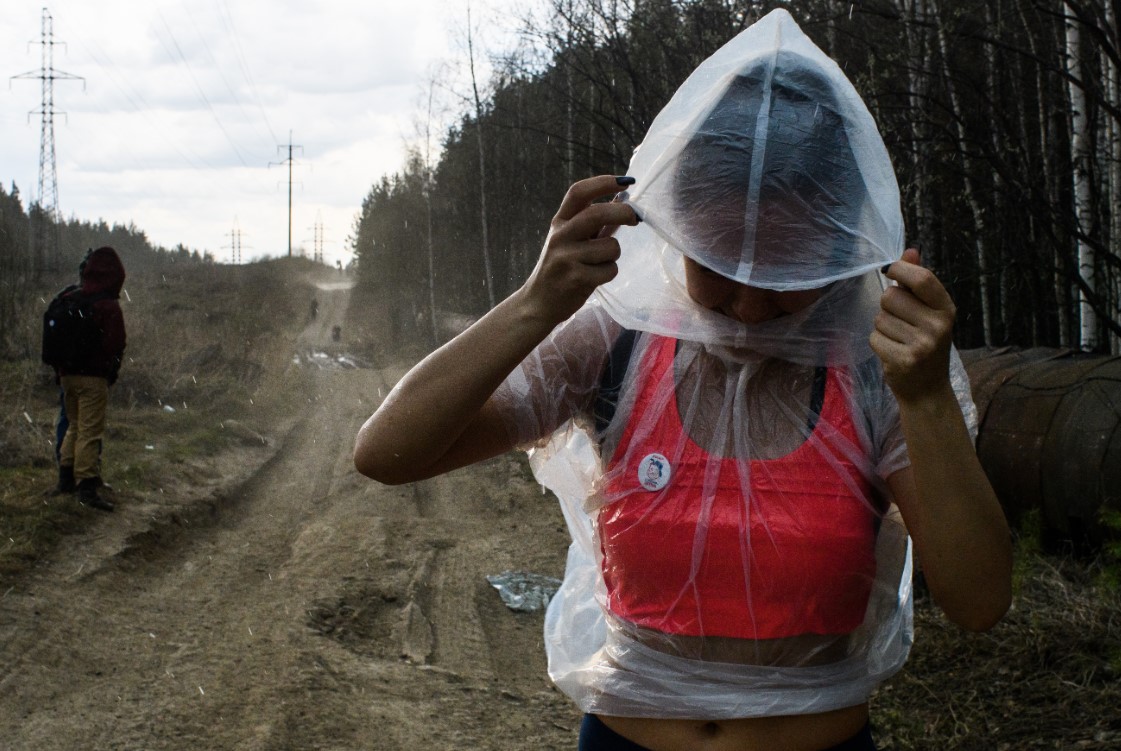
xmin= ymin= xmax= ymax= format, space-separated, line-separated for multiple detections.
xmin=42 ymin=246 xmax=127 ymax=512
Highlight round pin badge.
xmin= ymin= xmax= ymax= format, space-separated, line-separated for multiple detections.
xmin=637 ymin=452 xmax=671 ymax=491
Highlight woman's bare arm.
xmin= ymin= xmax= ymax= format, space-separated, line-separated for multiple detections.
xmin=354 ymin=175 xmax=638 ymax=485
xmin=873 ymin=249 xmax=1012 ymax=631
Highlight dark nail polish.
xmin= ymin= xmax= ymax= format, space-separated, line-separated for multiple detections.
xmin=616 ymin=176 xmax=636 ymax=186
xmin=880 ymin=263 xmax=892 ymax=274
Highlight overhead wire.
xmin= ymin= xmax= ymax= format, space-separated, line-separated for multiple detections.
xmin=182 ymin=0 xmax=275 ymax=155
xmin=64 ymin=36 xmax=219 ymax=174
xmin=217 ymin=0 xmax=280 ymax=145
xmin=154 ymin=10 xmax=250 ymax=167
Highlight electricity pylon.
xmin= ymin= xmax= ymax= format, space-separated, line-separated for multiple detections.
xmin=224 ymin=220 xmax=249 ymax=265
xmin=269 ymin=131 xmax=302 ymax=258
xmin=11 ymin=8 xmax=84 ymax=276
xmin=309 ymin=212 xmax=326 ymax=264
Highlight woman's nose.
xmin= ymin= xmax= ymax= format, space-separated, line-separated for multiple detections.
xmin=726 ymin=286 xmax=781 ymax=324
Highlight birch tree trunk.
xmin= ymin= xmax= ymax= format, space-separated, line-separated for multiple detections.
xmin=467 ymin=3 xmax=497 ymax=310
xmin=1064 ymin=1 xmax=1098 ymax=351
xmin=985 ymin=1 xmax=1009 ymax=342
xmin=565 ymin=16 xmax=575 ymax=188
xmin=1104 ymin=0 xmax=1121 ymax=353
xmin=1013 ymin=1 xmax=1047 ymax=345
xmin=1022 ymin=4 xmax=1073 ymax=346
xmin=932 ymin=0 xmax=994 ymax=346
xmin=901 ymin=0 xmax=933 ymax=265
xmin=423 ymin=84 xmax=439 ymax=347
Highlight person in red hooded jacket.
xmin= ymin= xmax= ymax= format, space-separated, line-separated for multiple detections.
xmin=54 ymin=246 xmax=127 ymax=512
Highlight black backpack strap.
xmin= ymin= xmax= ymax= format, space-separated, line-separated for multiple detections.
xmin=593 ymin=328 xmax=639 ymax=434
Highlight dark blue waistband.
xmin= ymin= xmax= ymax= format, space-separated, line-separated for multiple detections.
xmin=578 ymin=714 xmax=876 ymax=751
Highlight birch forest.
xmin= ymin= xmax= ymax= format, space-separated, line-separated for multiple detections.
xmin=350 ymin=0 xmax=1121 ymax=355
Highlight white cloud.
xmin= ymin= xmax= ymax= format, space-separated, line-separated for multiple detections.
xmin=2 ymin=0 xmax=525 ymax=265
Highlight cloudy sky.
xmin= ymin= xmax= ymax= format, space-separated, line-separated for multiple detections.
xmin=2 ymin=0 xmax=525 ymax=267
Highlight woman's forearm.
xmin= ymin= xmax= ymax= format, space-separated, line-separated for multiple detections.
xmin=354 ymin=175 xmax=637 ymax=485
xmin=353 ymin=287 xmax=557 ymax=484
xmin=892 ymin=386 xmax=1012 ymax=631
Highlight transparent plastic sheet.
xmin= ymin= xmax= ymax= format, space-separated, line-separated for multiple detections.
xmin=486 ymin=571 xmax=563 ymax=612
xmin=492 ymin=9 xmax=979 ymax=719
xmin=595 ymin=8 xmax=903 ymax=364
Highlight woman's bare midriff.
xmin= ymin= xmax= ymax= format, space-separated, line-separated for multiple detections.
xmin=598 ymin=702 xmax=870 ymax=751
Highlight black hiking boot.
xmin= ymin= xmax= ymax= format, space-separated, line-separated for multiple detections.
xmin=77 ymin=477 xmax=114 ymax=512
xmin=47 ymin=465 xmax=77 ymax=496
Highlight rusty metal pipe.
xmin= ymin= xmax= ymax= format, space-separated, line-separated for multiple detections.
xmin=960 ymin=348 xmax=1121 ymax=550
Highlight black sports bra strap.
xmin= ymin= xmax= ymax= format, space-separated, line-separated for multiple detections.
xmin=593 ymin=330 xmax=829 ymax=436
xmin=807 ymin=364 xmax=829 ymax=434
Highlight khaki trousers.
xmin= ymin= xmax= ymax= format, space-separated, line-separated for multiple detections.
xmin=59 ymin=375 xmax=109 ymax=482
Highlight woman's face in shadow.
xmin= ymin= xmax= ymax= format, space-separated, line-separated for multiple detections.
xmin=682 ymin=256 xmax=827 ymax=324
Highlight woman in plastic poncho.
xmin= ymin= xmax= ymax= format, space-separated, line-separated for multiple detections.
xmin=354 ymin=10 xmax=1011 ymax=751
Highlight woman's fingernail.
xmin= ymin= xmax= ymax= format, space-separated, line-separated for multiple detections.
xmin=616 ymin=175 xmax=636 ymax=186
xmin=880 ymin=263 xmax=892 ymax=275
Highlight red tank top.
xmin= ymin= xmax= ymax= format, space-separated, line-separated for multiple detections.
xmin=599 ymin=335 xmax=879 ymax=640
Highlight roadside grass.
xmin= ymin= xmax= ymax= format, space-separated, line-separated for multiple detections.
xmin=0 ymin=257 xmax=318 ymax=586
xmin=1100 ymin=509 xmax=1121 ymax=591
xmin=876 ymin=519 xmax=1121 ymax=750
xmin=0 ymin=467 xmax=87 ymax=582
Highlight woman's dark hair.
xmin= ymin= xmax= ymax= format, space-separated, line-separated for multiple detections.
xmin=672 ymin=52 xmax=864 ymax=269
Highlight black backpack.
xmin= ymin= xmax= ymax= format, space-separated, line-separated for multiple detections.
xmin=41 ymin=289 xmax=112 ymax=370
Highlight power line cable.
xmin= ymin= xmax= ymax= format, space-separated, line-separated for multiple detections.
xmin=67 ymin=40 xmax=218 ymax=173
xmin=217 ymin=0 xmax=279 ymax=144
xmin=154 ymin=12 xmax=250 ymax=167
xmin=181 ymin=0 xmax=274 ymax=153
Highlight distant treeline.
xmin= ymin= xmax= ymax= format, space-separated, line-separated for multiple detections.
xmin=351 ymin=0 xmax=1121 ymax=355
xmin=0 ymin=181 xmax=213 ymax=359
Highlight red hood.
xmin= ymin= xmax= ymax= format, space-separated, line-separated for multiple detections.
xmin=80 ymin=246 xmax=126 ymax=297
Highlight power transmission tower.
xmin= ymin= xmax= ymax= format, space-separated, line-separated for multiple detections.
xmin=269 ymin=130 xmax=302 ymax=258
xmin=309 ymin=212 xmax=327 ymax=264
xmin=224 ymin=220 xmax=249 ymax=265
xmin=11 ymin=8 xmax=84 ymax=277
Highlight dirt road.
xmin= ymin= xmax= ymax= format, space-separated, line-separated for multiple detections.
xmin=0 ymin=278 xmax=579 ymax=750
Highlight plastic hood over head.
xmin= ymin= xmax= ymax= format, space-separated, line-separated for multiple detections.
xmin=594 ymin=8 xmax=902 ymax=365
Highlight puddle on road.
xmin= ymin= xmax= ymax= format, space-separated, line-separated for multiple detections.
xmin=313 ymin=280 xmax=357 ymax=291
xmin=293 ymin=351 xmax=370 ymax=370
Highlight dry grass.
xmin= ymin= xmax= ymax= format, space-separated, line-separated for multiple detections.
xmin=875 ymin=531 xmax=1121 ymax=750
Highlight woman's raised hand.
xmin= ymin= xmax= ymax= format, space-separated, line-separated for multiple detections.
xmin=520 ymin=175 xmax=639 ymax=326
xmin=870 ymin=248 xmax=958 ymax=404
